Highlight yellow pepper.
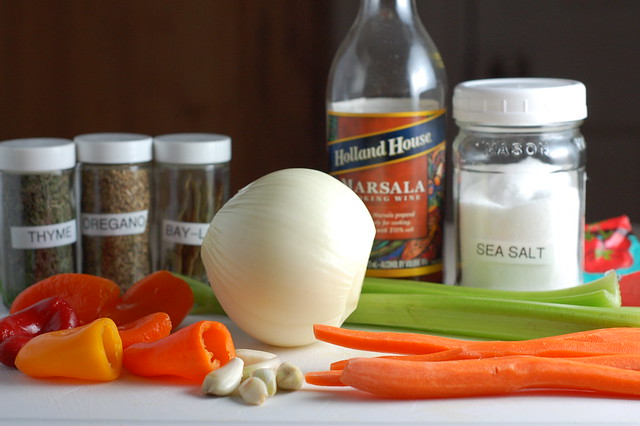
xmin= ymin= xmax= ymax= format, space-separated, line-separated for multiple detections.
xmin=15 ymin=317 xmax=123 ymax=381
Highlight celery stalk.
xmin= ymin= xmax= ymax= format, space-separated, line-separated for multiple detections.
xmin=361 ymin=271 xmax=621 ymax=308
xmin=346 ymin=293 xmax=640 ymax=341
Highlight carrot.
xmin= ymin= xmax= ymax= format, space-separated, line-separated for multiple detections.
xmin=316 ymin=324 xmax=640 ymax=353
xmin=123 ymin=320 xmax=235 ymax=382
xmin=10 ymin=273 xmax=121 ymax=325
xmin=313 ymin=324 xmax=461 ymax=355
xmin=117 ymin=312 xmax=172 ymax=349
xmin=107 ymin=271 xmax=194 ymax=329
xmin=305 ymin=370 xmax=346 ymax=387
xmin=331 ymin=356 xmax=640 ymax=399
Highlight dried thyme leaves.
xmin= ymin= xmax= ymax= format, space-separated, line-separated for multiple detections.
xmin=1 ymin=170 xmax=77 ymax=306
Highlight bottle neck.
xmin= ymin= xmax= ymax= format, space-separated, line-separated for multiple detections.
xmin=358 ymin=0 xmax=417 ymax=24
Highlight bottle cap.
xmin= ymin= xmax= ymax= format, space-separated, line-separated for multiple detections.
xmin=453 ymin=78 xmax=587 ymax=126
xmin=75 ymin=133 xmax=153 ymax=164
xmin=153 ymin=133 xmax=232 ymax=165
xmin=0 ymin=138 xmax=76 ymax=172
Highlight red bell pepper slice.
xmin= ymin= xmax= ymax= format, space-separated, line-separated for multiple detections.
xmin=0 ymin=296 xmax=78 ymax=368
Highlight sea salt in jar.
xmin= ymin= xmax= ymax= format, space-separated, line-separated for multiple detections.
xmin=153 ymin=133 xmax=231 ymax=283
xmin=452 ymin=78 xmax=587 ymax=290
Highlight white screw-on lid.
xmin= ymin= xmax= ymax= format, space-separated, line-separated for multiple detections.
xmin=0 ymin=138 xmax=76 ymax=172
xmin=453 ymin=78 xmax=587 ymax=126
xmin=75 ymin=133 xmax=153 ymax=164
xmin=153 ymin=133 xmax=232 ymax=165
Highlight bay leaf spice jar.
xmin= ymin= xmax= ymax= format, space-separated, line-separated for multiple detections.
xmin=452 ymin=78 xmax=587 ymax=291
xmin=75 ymin=133 xmax=153 ymax=290
xmin=153 ymin=133 xmax=231 ymax=283
xmin=0 ymin=138 xmax=78 ymax=306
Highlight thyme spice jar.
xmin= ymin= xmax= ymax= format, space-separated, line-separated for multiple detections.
xmin=153 ymin=133 xmax=231 ymax=283
xmin=75 ymin=133 xmax=153 ymax=290
xmin=452 ymin=78 xmax=587 ymax=291
xmin=0 ymin=138 xmax=78 ymax=306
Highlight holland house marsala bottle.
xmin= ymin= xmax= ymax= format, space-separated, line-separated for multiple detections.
xmin=326 ymin=0 xmax=447 ymax=282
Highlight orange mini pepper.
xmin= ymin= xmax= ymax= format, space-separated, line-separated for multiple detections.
xmin=123 ymin=320 xmax=235 ymax=382
xmin=10 ymin=273 xmax=121 ymax=325
xmin=107 ymin=270 xmax=194 ymax=330
xmin=117 ymin=312 xmax=172 ymax=349
xmin=15 ymin=318 xmax=123 ymax=381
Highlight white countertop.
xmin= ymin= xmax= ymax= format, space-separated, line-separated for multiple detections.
xmin=1 ymin=308 xmax=640 ymax=426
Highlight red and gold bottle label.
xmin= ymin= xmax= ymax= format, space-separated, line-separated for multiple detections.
xmin=327 ymin=109 xmax=446 ymax=280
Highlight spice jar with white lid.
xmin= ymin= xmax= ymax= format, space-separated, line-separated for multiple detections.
xmin=75 ymin=132 xmax=153 ymax=290
xmin=153 ymin=133 xmax=231 ymax=283
xmin=452 ymin=78 xmax=587 ymax=291
xmin=0 ymin=138 xmax=78 ymax=306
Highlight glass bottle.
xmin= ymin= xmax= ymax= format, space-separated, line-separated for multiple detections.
xmin=153 ymin=133 xmax=231 ymax=283
xmin=75 ymin=133 xmax=153 ymax=291
xmin=327 ymin=0 xmax=447 ymax=282
xmin=452 ymin=78 xmax=587 ymax=291
xmin=0 ymin=138 xmax=77 ymax=306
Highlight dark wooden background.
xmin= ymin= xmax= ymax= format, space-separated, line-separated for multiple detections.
xmin=1 ymin=0 xmax=638 ymax=223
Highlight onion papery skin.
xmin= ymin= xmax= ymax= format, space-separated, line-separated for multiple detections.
xmin=201 ymin=168 xmax=375 ymax=347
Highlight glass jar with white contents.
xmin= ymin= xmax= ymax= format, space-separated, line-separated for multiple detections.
xmin=452 ymin=78 xmax=587 ymax=290
xmin=153 ymin=133 xmax=231 ymax=283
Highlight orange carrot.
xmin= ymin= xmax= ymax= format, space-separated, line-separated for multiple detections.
xmin=313 ymin=324 xmax=462 ymax=355
xmin=312 ymin=354 xmax=640 ymax=388
xmin=315 ymin=324 xmax=640 ymax=355
xmin=107 ymin=271 xmax=194 ymax=329
xmin=305 ymin=370 xmax=345 ymax=387
xmin=117 ymin=312 xmax=172 ymax=349
xmin=330 ymin=356 xmax=640 ymax=399
xmin=10 ymin=273 xmax=121 ymax=325
xmin=123 ymin=320 xmax=235 ymax=382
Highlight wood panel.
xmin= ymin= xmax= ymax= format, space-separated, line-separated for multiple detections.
xmin=0 ymin=0 xmax=333 ymax=191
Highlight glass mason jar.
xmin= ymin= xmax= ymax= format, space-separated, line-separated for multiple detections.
xmin=152 ymin=133 xmax=231 ymax=284
xmin=452 ymin=78 xmax=587 ymax=291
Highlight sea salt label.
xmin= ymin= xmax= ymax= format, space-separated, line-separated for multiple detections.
xmin=471 ymin=239 xmax=554 ymax=265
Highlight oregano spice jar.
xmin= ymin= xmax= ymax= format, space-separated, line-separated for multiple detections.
xmin=75 ymin=133 xmax=153 ymax=290
xmin=153 ymin=133 xmax=231 ymax=283
xmin=0 ymin=138 xmax=78 ymax=306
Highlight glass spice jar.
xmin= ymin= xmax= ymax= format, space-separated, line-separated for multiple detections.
xmin=75 ymin=133 xmax=153 ymax=290
xmin=452 ymin=78 xmax=587 ymax=291
xmin=0 ymin=138 xmax=78 ymax=307
xmin=152 ymin=133 xmax=231 ymax=283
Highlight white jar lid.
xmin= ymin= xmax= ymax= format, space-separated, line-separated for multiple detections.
xmin=0 ymin=138 xmax=76 ymax=172
xmin=453 ymin=78 xmax=587 ymax=126
xmin=75 ymin=133 xmax=153 ymax=164
xmin=153 ymin=133 xmax=232 ymax=165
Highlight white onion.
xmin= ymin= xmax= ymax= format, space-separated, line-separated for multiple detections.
xmin=201 ymin=168 xmax=375 ymax=347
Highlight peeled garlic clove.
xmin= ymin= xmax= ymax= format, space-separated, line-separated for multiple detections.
xmin=201 ymin=357 xmax=244 ymax=396
xmin=238 ymin=377 xmax=269 ymax=406
xmin=251 ymin=367 xmax=277 ymax=397
xmin=276 ymin=361 xmax=304 ymax=391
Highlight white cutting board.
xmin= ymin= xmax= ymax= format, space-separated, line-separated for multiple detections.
xmin=1 ymin=308 xmax=639 ymax=426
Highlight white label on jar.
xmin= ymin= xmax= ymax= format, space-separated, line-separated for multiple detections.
xmin=470 ymin=239 xmax=554 ymax=265
xmin=11 ymin=219 xmax=77 ymax=249
xmin=162 ymin=219 xmax=209 ymax=246
xmin=81 ymin=210 xmax=149 ymax=236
